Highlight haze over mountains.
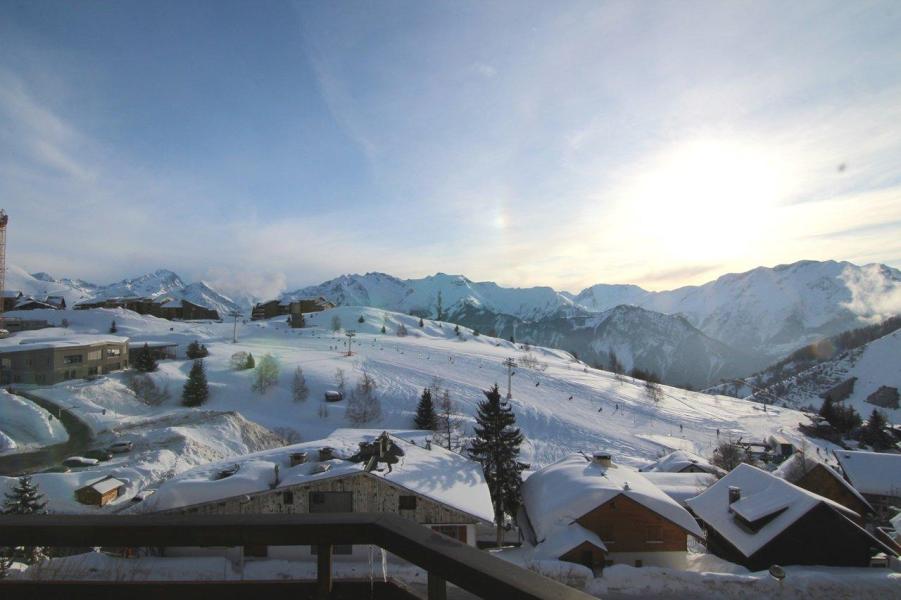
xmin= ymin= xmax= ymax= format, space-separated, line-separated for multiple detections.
xmin=9 ymin=260 xmax=900 ymax=389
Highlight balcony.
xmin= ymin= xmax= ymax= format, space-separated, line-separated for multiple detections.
xmin=0 ymin=513 xmax=596 ymax=600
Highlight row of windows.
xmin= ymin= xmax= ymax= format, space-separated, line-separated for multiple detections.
xmin=599 ymin=525 xmax=663 ymax=543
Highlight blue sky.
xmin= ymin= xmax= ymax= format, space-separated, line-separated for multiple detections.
xmin=2 ymin=1 xmax=900 ymax=297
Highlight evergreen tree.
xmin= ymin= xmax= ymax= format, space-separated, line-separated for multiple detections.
xmin=186 ymin=340 xmax=209 ymax=359
xmin=861 ymin=409 xmax=891 ymax=450
xmin=3 ymin=475 xmax=47 ymax=565
xmin=292 ymin=366 xmax=309 ymax=402
xmin=418 ymin=317 xmax=424 ymax=328
xmin=436 ymin=291 xmax=444 ymax=321
xmin=414 ymin=387 xmax=438 ymax=430
xmin=134 ymin=343 xmax=158 ymax=373
xmin=468 ymin=384 xmax=526 ymax=547
xmin=454 ymin=324 xmax=460 ymax=336
xmin=358 ymin=315 xmax=365 ymax=324
xmin=509 ymin=335 xmax=515 ymax=344
xmin=245 ymin=353 xmax=255 ymax=369
xmin=109 ymin=320 xmax=117 ymax=334
xmin=381 ymin=325 xmax=387 ymax=334
xmin=181 ymin=359 xmax=209 ymax=407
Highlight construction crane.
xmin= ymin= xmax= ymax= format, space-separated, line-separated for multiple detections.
xmin=0 ymin=209 xmax=8 ymax=337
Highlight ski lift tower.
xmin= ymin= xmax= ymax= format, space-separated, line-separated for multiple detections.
xmin=503 ymin=357 xmax=517 ymax=399
xmin=0 ymin=209 xmax=8 ymax=336
xmin=345 ymin=330 xmax=356 ymax=357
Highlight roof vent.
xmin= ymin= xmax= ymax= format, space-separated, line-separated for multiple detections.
xmin=319 ymin=447 xmax=335 ymax=461
xmin=728 ymin=486 xmax=741 ymax=504
xmin=593 ymin=452 xmax=613 ymax=468
xmin=290 ymin=452 xmax=308 ymax=467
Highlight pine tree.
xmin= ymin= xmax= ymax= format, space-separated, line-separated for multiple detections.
xmin=454 ymin=324 xmax=460 ymax=336
xmin=245 ymin=353 xmax=255 ymax=369
xmin=134 ymin=343 xmax=158 ymax=373
xmin=181 ymin=359 xmax=209 ymax=407
xmin=468 ymin=384 xmax=526 ymax=547
xmin=292 ymin=366 xmax=309 ymax=402
xmin=358 ymin=315 xmax=365 ymax=324
xmin=414 ymin=388 xmax=438 ymax=430
xmin=436 ymin=291 xmax=444 ymax=321
xmin=861 ymin=409 xmax=891 ymax=450
xmin=381 ymin=325 xmax=387 ymax=334
xmin=109 ymin=320 xmax=117 ymax=334
xmin=418 ymin=317 xmax=424 ymax=328
xmin=3 ymin=475 xmax=47 ymax=565
xmin=186 ymin=340 xmax=209 ymax=359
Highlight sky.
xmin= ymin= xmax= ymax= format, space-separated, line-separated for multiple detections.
xmin=2 ymin=1 xmax=901 ymax=298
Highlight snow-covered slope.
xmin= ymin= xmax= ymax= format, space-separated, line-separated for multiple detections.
xmin=727 ymin=328 xmax=901 ymax=423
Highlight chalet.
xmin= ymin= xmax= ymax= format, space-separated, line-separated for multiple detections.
xmin=686 ymin=464 xmax=894 ymax=571
xmin=75 ymin=476 xmax=127 ymax=507
xmin=773 ymin=452 xmax=873 ymax=522
xmin=641 ymin=471 xmax=717 ymax=507
xmin=821 ymin=377 xmax=857 ymax=403
xmin=2 ymin=318 xmax=51 ymax=333
xmin=867 ymin=386 xmax=899 ymax=410
xmin=834 ymin=450 xmax=901 ymax=511
xmin=251 ymin=297 xmax=334 ymax=321
xmin=0 ymin=290 xmax=22 ymax=312
xmin=143 ymin=430 xmax=493 ymax=560
xmin=11 ymin=295 xmax=67 ymax=311
xmin=158 ymin=299 xmax=220 ymax=321
xmin=519 ymin=453 xmax=703 ymax=571
xmin=0 ymin=334 xmax=129 ymax=385
xmin=639 ymin=450 xmax=726 ymax=477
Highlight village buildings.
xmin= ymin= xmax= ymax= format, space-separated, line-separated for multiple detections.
xmin=639 ymin=449 xmax=727 ymax=477
xmin=519 ymin=453 xmax=704 ymax=571
xmin=74 ymin=297 xmax=219 ymax=320
xmin=0 ymin=334 xmax=129 ymax=385
xmin=686 ymin=464 xmax=895 ymax=571
xmin=143 ymin=430 xmax=494 ymax=561
xmin=774 ymin=451 xmax=873 ymax=522
xmin=251 ymin=297 xmax=334 ymax=322
xmin=834 ymin=450 xmax=901 ymax=513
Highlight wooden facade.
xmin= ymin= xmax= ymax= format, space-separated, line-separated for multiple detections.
xmin=75 ymin=297 xmax=219 ymax=320
xmin=251 ymin=298 xmax=334 ymax=321
xmin=703 ymin=502 xmax=891 ymax=571
xmin=575 ymin=494 xmax=691 ymax=556
xmin=792 ymin=463 xmax=871 ymax=521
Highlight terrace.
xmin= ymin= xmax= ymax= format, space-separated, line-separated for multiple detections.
xmin=0 ymin=513 xmax=595 ymax=600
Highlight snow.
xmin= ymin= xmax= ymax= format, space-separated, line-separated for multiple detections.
xmin=834 ymin=450 xmax=901 ymax=498
xmin=641 ymin=472 xmax=717 ymax=506
xmin=685 ymin=464 xmax=860 ymax=558
xmin=144 ymin=429 xmax=494 ymax=522
xmin=87 ymin=476 xmax=127 ymax=495
xmin=521 ymin=455 xmax=703 ymax=545
xmin=0 ymin=331 xmax=128 ymax=353
xmin=638 ymin=450 xmax=726 ymax=476
xmin=773 ymin=452 xmax=872 ymax=511
xmin=0 ymin=389 xmax=68 ymax=453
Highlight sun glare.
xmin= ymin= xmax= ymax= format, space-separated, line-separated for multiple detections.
xmin=625 ymin=139 xmax=788 ymax=262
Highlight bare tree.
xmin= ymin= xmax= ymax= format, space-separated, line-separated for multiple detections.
xmin=436 ymin=389 xmax=464 ymax=451
xmin=711 ymin=438 xmax=747 ymax=472
xmin=292 ymin=366 xmax=309 ymax=402
xmin=127 ymin=373 xmax=170 ymax=406
xmin=645 ymin=379 xmax=663 ymax=403
xmin=334 ymin=368 xmax=346 ymax=395
xmin=346 ymin=371 xmax=381 ymax=424
xmin=330 ymin=314 xmax=342 ymax=332
xmin=252 ymin=353 xmax=280 ymax=394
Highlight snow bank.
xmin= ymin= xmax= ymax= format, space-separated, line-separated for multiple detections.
xmin=0 ymin=389 xmax=68 ymax=452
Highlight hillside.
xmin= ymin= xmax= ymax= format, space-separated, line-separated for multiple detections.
xmin=4 ymin=306 xmax=822 ymax=483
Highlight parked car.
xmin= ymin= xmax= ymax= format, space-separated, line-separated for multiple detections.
xmin=324 ymin=390 xmax=344 ymax=402
xmin=63 ymin=456 xmax=99 ymax=468
xmin=108 ymin=441 xmax=134 ymax=454
xmin=84 ymin=449 xmax=113 ymax=462
xmin=132 ymin=489 xmax=155 ymax=503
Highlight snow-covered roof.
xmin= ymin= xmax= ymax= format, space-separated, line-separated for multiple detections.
xmin=638 ymin=450 xmax=726 ymax=476
xmin=774 ymin=452 xmax=873 ymax=512
xmin=834 ymin=450 xmax=901 ymax=498
xmin=686 ymin=464 xmax=860 ymax=558
xmin=85 ymin=477 xmax=126 ymax=495
xmin=144 ymin=429 xmax=494 ymax=522
xmin=130 ymin=340 xmax=179 ymax=348
xmin=641 ymin=472 xmax=717 ymax=506
xmin=0 ymin=334 xmax=129 ymax=353
xmin=521 ymin=455 xmax=703 ymax=542
xmin=1 ymin=290 xmax=22 ymax=298
xmin=538 ymin=522 xmax=607 ymax=557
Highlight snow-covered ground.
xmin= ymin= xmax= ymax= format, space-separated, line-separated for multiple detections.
xmin=0 ymin=305 xmax=827 ymax=515
xmin=0 ymin=389 xmax=68 ymax=453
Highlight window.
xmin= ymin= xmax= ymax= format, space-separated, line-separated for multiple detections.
xmin=283 ymin=491 xmax=294 ymax=505
xmin=432 ymin=525 xmax=467 ymax=544
xmin=87 ymin=350 xmax=102 ymax=361
xmin=646 ymin=526 xmax=663 ymax=543
xmin=106 ymin=347 xmax=121 ymax=357
xmin=399 ymin=495 xmax=417 ymax=510
xmin=63 ymin=354 xmax=83 ymax=365
xmin=634 ymin=560 xmax=643 ymax=568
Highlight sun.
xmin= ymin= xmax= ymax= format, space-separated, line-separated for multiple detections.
xmin=625 ymin=139 xmax=788 ymax=262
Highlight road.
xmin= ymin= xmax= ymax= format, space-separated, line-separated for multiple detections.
xmin=0 ymin=388 xmax=95 ymax=475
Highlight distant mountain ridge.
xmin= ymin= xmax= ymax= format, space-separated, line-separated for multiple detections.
xmin=8 ymin=259 xmax=899 ymax=388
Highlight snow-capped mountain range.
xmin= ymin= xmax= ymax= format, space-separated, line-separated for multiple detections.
xmin=8 ymin=259 xmax=900 ymax=388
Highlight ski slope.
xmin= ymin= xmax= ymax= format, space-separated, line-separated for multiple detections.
xmin=5 ymin=306 xmax=818 ymax=474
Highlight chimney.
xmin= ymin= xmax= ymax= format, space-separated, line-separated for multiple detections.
xmin=728 ymin=486 xmax=741 ymax=504
xmin=319 ymin=447 xmax=335 ymax=462
xmin=592 ymin=452 xmax=613 ymax=468
xmin=290 ymin=452 xmax=308 ymax=467
xmin=379 ymin=432 xmax=389 ymax=458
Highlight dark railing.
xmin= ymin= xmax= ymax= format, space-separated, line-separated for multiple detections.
xmin=0 ymin=513 xmax=596 ymax=600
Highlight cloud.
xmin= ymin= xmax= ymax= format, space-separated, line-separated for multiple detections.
xmin=203 ymin=267 xmax=288 ymax=302
xmin=840 ymin=263 xmax=901 ymax=320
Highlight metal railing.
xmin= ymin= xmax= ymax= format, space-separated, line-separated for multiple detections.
xmin=0 ymin=513 xmax=596 ymax=600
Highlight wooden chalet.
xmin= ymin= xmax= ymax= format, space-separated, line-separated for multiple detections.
xmin=75 ymin=476 xmax=127 ymax=507
xmin=251 ymin=297 xmax=334 ymax=321
xmin=774 ymin=452 xmax=873 ymax=522
xmin=686 ymin=464 xmax=895 ymax=571
xmin=639 ymin=449 xmax=726 ymax=477
xmin=520 ymin=453 xmax=703 ymax=571
xmin=835 ymin=450 xmax=901 ymax=512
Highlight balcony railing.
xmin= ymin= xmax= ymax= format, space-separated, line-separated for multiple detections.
xmin=0 ymin=513 xmax=597 ymax=600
